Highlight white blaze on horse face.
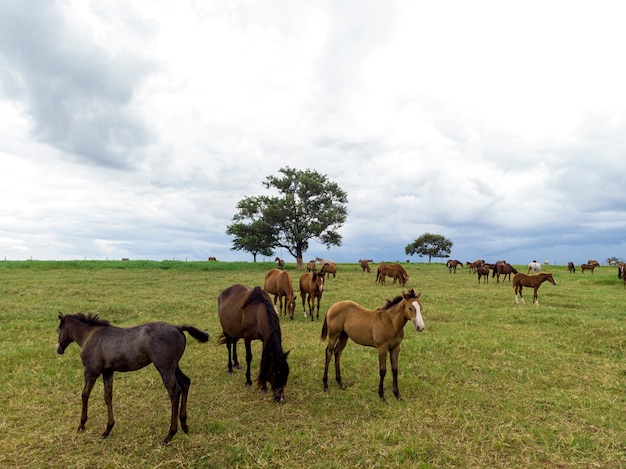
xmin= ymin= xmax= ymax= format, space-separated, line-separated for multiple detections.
xmin=412 ymin=301 xmax=425 ymax=332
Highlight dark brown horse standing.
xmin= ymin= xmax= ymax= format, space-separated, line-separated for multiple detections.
xmin=476 ymin=265 xmax=490 ymax=284
xmin=55 ymin=312 xmax=209 ymax=444
xmin=299 ymin=271 xmax=325 ymax=320
xmin=513 ymin=272 xmax=556 ymax=306
xmin=568 ymin=261 xmax=576 ymax=273
xmin=581 ymin=263 xmax=597 ymax=274
xmin=321 ymin=289 xmax=425 ymax=403
xmin=492 ymin=263 xmax=518 ymax=283
xmin=217 ymin=284 xmax=290 ymax=401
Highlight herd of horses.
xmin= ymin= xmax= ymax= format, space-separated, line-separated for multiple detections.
xmin=55 ymin=256 xmax=623 ymax=443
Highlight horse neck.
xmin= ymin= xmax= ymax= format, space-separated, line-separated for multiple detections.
xmin=385 ymin=302 xmax=410 ymax=331
xmin=66 ymin=317 xmax=100 ymax=348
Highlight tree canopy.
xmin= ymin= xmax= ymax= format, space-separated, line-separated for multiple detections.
xmin=226 ymin=167 xmax=348 ymax=268
xmin=405 ymin=233 xmax=453 ymax=263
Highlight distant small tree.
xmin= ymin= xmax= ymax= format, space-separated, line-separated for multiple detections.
xmin=226 ymin=196 xmax=276 ymax=262
xmin=405 ymin=233 xmax=453 ymax=263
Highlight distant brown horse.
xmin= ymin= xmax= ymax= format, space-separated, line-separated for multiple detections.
xmin=321 ymin=261 xmax=337 ymax=278
xmin=359 ymin=259 xmax=372 ymax=273
xmin=274 ymin=257 xmax=285 ymax=268
xmin=620 ymin=263 xmax=626 ymax=288
xmin=376 ymin=263 xmax=408 ymax=286
xmin=581 ymin=263 xmax=597 ymax=274
xmin=492 ymin=263 xmax=518 ymax=283
xmin=299 ymin=271 xmax=325 ymax=320
xmin=447 ymin=259 xmax=463 ymax=273
xmin=56 ymin=312 xmax=209 ymax=444
xmin=321 ymin=289 xmax=425 ymax=403
xmin=476 ymin=266 xmax=490 ymax=284
xmin=306 ymin=260 xmax=317 ymax=272
xmin=467 ymin=259 xmax=485 ymax=274
xmin=217 ymin=284 xmax=290 ymax=401
xmin=568 ymin=262 xmax=576 ymax=273
xmin=513 ymin=272 xmax=556 ymax=306
xmin=264 ymin=269 xmax=297 ymax=319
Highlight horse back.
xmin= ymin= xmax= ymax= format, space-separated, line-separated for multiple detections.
xmin=81 ymin=322 xmax=185 ymax=373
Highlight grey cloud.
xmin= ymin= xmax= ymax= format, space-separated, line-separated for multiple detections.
xmin=0 ymin=1 xmax=157 ymax=169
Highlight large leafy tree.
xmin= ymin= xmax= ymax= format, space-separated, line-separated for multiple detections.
xmin=226 ymin=196 xmax=276 ymax=262
xmin=405 ymin=233 xmax=453 ymax=263
xmin=227 ymin=167 xmax=348 ymax=268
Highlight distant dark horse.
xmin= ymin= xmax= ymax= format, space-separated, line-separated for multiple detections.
xmin=513 ymin=272 xmax=556 ymax=306
xmin=568 ymin=262 xmax=576 ymax=273
xmin=56 ymin=312 xmax=209 ymax=444
xmin=476 ymin=265 xmax=490 ymax=284
xmin=492 ymin=263 xmax=518 ymax=283
xmin=217 ymin=284 xmax=290 ymax=401
xmin=321 ymin=289 xmax=425 ymax=402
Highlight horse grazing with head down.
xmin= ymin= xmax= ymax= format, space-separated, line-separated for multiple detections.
xmin=321 ymin=289 xmax=425 ymax=403
xmin=513 ymin=272 xmax=556 ymax=306
xmin=476 ymin=265 xmax=490 ymax=284
xmin=447 ymin=259 xmax=463 ymax=273
xmin=581 ymin=263 xmax=597 ymax=274
xmin=299 ymin=271 xmax=325 ymax=320
xmin=493 ymin=263 xmax=518 ymax=283
xmin=264 ymin=268 xmax=297 ymax=319
xmin=321 ymin=261 xmax=337 ymax=278
xmin=568 ymin=262 xmax=576 ymax=273
xmin=217 ymin=285 xmax=290 ymax=402
xmin=55 ymin=312 xmax=209 ymax=444
xmin=527 ymin=261 xmax=541 ymax=275
xmin=376 ymin=263 xmax=409 ymax=286
xmin=274 ymin=257 xmax=285 ymax=268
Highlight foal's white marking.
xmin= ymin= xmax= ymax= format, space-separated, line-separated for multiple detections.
xmin=412 ymin=301 xmax=425 ymax=331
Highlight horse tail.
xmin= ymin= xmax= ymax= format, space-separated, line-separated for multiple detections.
xmin=320 ymin=315 xmax=328 ymax=340
xmin=177 ymin=325 xmax=210 ymax=343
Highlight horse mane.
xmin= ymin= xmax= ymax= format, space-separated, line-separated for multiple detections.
xmin=71 ymin=312 xmax=111 ymax=327
xmin=381 ymin=288 xmax=419 ymax=310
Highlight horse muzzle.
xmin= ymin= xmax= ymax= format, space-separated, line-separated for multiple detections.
xmin=55 ymin=343 xmax=65 ymax=354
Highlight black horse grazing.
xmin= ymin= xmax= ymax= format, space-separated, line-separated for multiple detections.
xmin=56 ymin=312 xmax=209 ymax=444
xmin=217 ymin=284 xmax=290 ymax=401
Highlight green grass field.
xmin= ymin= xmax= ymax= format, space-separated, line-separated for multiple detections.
xmin=0 ymin=260 xmax=624 ymax=468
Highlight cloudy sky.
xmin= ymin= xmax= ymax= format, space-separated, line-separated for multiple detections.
xmin=1 ymin=0 xmax=625 ymax=265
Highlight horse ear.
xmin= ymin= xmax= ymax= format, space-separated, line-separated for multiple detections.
xmin=283 ymin=350 xmax=290 ymax=359
xmin=57 ymin=311 xmax=64 ymax=320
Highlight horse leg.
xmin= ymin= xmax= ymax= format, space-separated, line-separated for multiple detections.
xmin=78 ymin=373 xmax=98 ymax=433
xmin=533 ymin=288 xmax=539 ymax=306
xmin=377 ymin=348 xmax=388 ymax=403
xmin=244 ymin=340 xmax=253 ymax=388
xmin=315 ymin=296 xmax=321 ymax=320
xmin=175 ymin=367 xmax=191 ymax=434
xmin=389 ymin=346 xmax=402 ymax=401
xmin=159 ymin=369 xmax=181 ymax=445
xmin=333 ymin=333 xmax=349 ymax=390
xmin=323 ymin=334 xmax=338 ymax=392
xmin=308 ymin=295 xmax=314 ymax=321
xmin=101 ymin=370 xmax=115 ymax=439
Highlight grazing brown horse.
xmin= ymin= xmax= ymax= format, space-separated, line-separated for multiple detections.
xmin=476 ymin=265 xmax=490 ymax=284
xmin=513 ymin=272 xmax=556 ymax=306
xmin=376 ymin=263 xmax=408 ymax=286
xmin=274 ymin=257 xmax=285 ymax=268
xmin=359 ymin=259 xmax=372 ymax=273
xmin=299 ymin=271 xmax=325 ymax=320
xmin=467 ymin=259 xmax=485 ymax=274
xmin=306 ymin=260 xmax=317 ymax=272
xmin=56 ymin=312 xmax=209 ymax=444
xmin=447 ymin=259 xmax=463 ymax=273
xmin=492 ymin=263 xmax=518 ymax=283
xmin=321 ymin=261 xmax=337 ymax=278
xmin=568 ymin=262 xmax=576 ymax=273
xmin=217 ymin=284 xmax=290 ymax=401
xmin=264 ymin=268 xmax=297 ymax=319
xmin=581 ymin=263 xmax=597 ymax=274
xmin=321 ymin=289 xmax=425 ymax=403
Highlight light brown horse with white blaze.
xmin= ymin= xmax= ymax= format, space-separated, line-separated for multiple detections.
xmin=513 ymin=272 xmax=556 ymax=306
xmin=321 ymin=289 xmax=425 ymax=403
